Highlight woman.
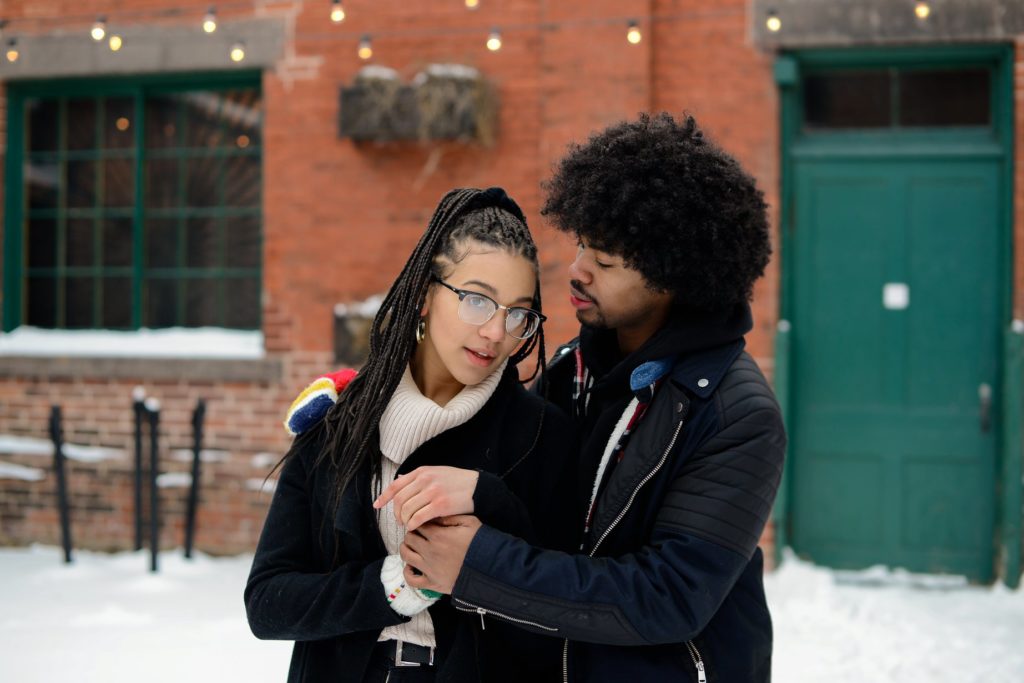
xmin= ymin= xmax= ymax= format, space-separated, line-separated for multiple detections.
xmin=245 ymin=188 xmax=577 ymax=683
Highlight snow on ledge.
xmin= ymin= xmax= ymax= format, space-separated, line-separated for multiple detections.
xmin=412 ymin=63 xmax=480 ymax=85
xmin=250 ymin=452 xmax=280 ymax=469
xmin=170 ymin=449 xmax=230 ymax=464
xmin=357 ymin=65 xmax=400 ymax=81
xmin=0 ymin=435 xmax=125 ymax=462
xmin=0 ymin=461 xmax=46 ymax=481
xmin=0 ymin=327 xmax=264 ymax=359
xmin=246 ymin=477 xmax=277 ymax=493
xmin=156 ymin=472 xmax=193 ymax=489
xmin=334 ymin=294 xmax=384 ymax=319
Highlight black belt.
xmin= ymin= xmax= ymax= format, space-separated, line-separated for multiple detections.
xmin=374 ymin=640 xmax=436 ymax=667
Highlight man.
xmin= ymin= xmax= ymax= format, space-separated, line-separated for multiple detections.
xmin=397 ymin=112 xmax=786 ymax=682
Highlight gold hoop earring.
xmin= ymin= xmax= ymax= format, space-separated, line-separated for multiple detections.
xmin=416 ymin=318 xmax=426 ymax=344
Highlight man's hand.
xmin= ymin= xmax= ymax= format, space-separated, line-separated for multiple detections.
xmin=400 ymin=515 xmax=483 ymax=595
xmin=373 ymin=466 xmax=479 ymax=531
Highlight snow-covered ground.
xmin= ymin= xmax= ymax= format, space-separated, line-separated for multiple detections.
xmin=1 ymin=545 xmax=1021 ymax=682
xmin=766 ymin=551 xmax=1024 ymax=682
xmin=0 ymin=547 xmax=291 ymax=682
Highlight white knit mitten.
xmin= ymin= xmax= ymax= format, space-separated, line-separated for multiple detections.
xmin=380 ymin=554 xmax=441 ymax=616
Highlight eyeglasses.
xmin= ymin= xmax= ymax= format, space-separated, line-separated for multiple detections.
xmin=433 ymin=277 xmax=546 ymax=340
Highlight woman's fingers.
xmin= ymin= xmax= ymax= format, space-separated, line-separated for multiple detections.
xmin=378 ymin=467 xmax=477 ymax=529
xmin=405 ymin=504 xmax=440 ymax=532
xmin=373 ymin=471 xmax=417 ymax=509
xmin=375 ymin=469 xmax=429 ymax=511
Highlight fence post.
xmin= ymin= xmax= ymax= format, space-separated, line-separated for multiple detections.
xmin=49 ymin=405 xmax=73 ymax=564
xmin=145 ymin=398 xmax=161 ymax=573
xmin=184 ymin=399 xmax=206 ymax=559
xmin=132 ymin=387 xmax=146 ymax=552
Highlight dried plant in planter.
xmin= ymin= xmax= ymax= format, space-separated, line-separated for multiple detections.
xmin=339 ymin=66 xmax=418 ymax=142
xmin=338 ymin=64 xmax=498 ymax=145
xmin=412 ymin=64 xmax=498 ymax=146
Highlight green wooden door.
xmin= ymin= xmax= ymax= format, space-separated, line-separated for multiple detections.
xmin=789 ymin=148 xmax=1002 ymax=581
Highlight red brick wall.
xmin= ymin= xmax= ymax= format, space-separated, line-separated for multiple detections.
xmin=0 ymin=0 xmax=784 ymax=557
xmin=0 ymin=355 xmax=329 ymax=553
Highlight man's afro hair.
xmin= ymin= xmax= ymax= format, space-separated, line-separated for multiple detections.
xmin=542 ymin=112 xmax=771 ymax=312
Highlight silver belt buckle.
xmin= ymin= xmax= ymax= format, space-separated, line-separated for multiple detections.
xmin=394 ymin=640 xmax=432 ymax=667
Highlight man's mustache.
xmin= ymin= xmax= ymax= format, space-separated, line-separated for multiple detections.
xmin=570 ymin=280 xmax=597 ymax=305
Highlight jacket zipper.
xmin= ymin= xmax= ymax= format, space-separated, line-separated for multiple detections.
xmin=562 ymin=416 xmax=686 ymax=683
xmin=452 ymin=597 xmax=559 ymax=633
xmin=684 ymin=640 xmax=707 ymax=683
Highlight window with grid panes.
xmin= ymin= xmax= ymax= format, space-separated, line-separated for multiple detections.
xmin=7 ymin=75 xmax=262 ymax=331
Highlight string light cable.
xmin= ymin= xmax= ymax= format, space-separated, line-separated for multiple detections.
xmin=0 ymin=3 xmax=743 ymax=42
xmin=0 ymin=2 xmax=942 ymax=61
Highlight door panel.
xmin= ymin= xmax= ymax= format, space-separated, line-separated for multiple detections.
xmin=790 ymin=155 xmax=1000 ymax=581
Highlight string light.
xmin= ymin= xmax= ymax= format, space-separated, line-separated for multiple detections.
xmin=357 ymin=34 xmax=373 ymax=59
xmin=0 ymin=6 xmax=764 ymax=65
xmin=330 ymin=0 xmax=346 ymax=24
xmin=914 ymin=1 xmax=931 ymax=20
xmin=765 ymin=9 xmax=781 ymax=32
xmin=5 ymin=37 xmax=18 ymax=63
xmin=486 ymin=27 xmax=501 ymax=51
xmin=91 ymin=16 xmax=107 ymax=41
xmin=203 ymin=7 xmax=218 ymax=33
xmin=626 ymin=20 xmax=642 ymax=44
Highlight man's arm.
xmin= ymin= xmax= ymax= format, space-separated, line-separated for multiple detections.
xmin=402 ymin=382 xmax=785 ymax=645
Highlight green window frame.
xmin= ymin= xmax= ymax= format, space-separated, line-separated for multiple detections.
xmin=3 ymin=71 xmax=263 ymax=332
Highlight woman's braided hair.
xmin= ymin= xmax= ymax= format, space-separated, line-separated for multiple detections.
xmin=290 ymin=187 xmax=546 ymax=507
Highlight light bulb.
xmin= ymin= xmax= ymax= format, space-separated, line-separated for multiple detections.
xmin=203 ymin=8 xmax=218 ymax=33
xmin=331 ymin=0 xmax=345 ymax=23
xmin=915 ymin=1 xmax=931 ymax=20
xmin=626 ymin=21 xmax=642 ymax=44
xmin=230 ymin=42 xmax=245 ymax=62
xmin=5 ymin=37 xmax=18 ymax=63
xmin=109 ymin=34 xmax=123 ymax=51
xmin=486 ymin=28 xmax=502 ymax=52
xmin=91 ymin=16 xmax=107 ymax=41
xmin=465 ymin=0 xmax=480 ymax=8
xmin=766 ymin=10 xmax=781 ymax=32
xmin=357 ymin=34 xmax=373 ymax=60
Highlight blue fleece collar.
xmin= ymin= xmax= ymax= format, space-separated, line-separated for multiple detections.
xmin=629 ymin=356 xmax=676 ymax=396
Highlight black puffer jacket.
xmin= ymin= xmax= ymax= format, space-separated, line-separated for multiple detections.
xmin=245 ymin=364 xmax=578 ymax=682
xmin=449 ymin=305 xmax=787 ymax=682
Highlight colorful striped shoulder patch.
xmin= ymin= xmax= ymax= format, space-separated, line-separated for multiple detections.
xmin=283 ymin=368 xmax=358 ymax=436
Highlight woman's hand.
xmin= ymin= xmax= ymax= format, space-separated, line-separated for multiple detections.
xmin=373 ymin=466 xmax=480 ymax=531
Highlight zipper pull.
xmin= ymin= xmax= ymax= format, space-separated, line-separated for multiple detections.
xmin=476 ymin=607 xmax=486 ymax=630
xmin=696 ymin=661 xmax=706 ymax=683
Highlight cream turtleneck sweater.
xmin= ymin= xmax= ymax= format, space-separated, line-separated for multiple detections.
xmin=377 ymin=360 xmax=507 ymax=647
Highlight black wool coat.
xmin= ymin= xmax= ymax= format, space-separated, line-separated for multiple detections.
xmin=245 ymin=364 xmax=578 ymax=683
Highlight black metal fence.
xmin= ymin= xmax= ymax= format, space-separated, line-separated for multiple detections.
xmin=49 ymin=393 xmax=208 ymax=572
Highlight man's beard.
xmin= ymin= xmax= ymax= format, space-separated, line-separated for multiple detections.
xmin=571 ymin=279 xmax=607 ymax=328
xmin=576 ymin=308 xmax=609 ymax=329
